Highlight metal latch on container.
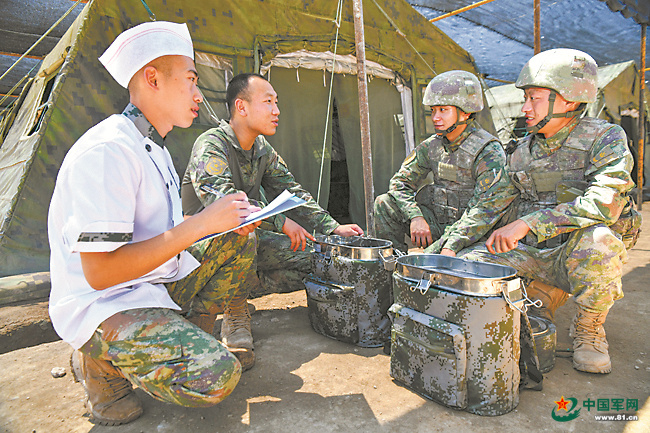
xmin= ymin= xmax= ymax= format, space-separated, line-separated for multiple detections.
xmin=379 ymin=254 xmax=396 ymax=271
xmin=416 ymin=274 xmax=431 ymax=295
xmin=502 ymin=279 xmax=542 ymax=314
xmin=379 ymin=248 xmax=405 ymax=272
xmin=320 ymin=251 xmax=333 ymax=265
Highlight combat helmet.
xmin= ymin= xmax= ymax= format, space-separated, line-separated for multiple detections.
xmin=516 ymin=48 xmax=598 ymax=133
xmin=423 ymin=70 xmax=484 ymax=136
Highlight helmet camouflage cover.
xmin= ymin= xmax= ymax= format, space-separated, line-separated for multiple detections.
xmin=515 ymin=48 xmax=598 ymax=103
xmin=422 ymin=70 xmax=484 ymax=113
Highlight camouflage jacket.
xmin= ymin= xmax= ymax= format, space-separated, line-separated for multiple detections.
xmin=511 ymin=116 xmax=634 ymax=244
xmin=182 ymin=120 xmax=340 ymax=234
xmin=388 ymin=120 xmax=517 ymax=253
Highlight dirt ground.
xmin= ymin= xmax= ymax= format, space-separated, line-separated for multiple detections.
xmin=1 ymin=209 xmax=649 ymax=433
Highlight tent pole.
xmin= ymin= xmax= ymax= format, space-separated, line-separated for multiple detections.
xmin=352 ymin=0 xmax=375 ymax=236
xmin=638 ymin=23 xmax=646 ymax=209
xmin=534 ymin=0 xmax=541 ymax=54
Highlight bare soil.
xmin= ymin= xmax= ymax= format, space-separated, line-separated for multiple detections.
xmin=1 ymin=208 xmax=649 ymax=433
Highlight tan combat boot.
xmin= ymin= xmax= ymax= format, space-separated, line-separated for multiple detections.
xmin=571 ymin=306 xmax=611 ymax=374
xmin=71 ymin=350 xmax=143 ymax=425
xmin=526 ymin=280 xmax=570 ymax=322
xmin=186 ymin=300 xmax=224 ymax=335
xmin=221 ymin=291 xmax=255 ymax=371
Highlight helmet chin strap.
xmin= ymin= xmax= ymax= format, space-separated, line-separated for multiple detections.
xmin=526 ymin=91 xmax=586 ymax=134
xmin=434 ymin=107 xmax=469 ymax=136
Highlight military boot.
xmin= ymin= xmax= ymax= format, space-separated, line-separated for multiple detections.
xmin=525 ymin=280 xmax=570 ymax=322
xmin=185 ymin=298 xmax=256 ymax=335
xmin=185 ymin=299 xmax=224 ymax=335
xmin=70 ymin=350 xmax=143 ymax=425
xmin=221 ymin=291 xmax=255 ymax=371
xmin=571 ymin=306 xmax=611 ymax=374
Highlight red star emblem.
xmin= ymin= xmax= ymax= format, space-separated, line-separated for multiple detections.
xmin=555 ymin=396 xmax=570 ymax=411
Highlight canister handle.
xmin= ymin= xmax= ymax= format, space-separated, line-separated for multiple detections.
xmin=321 ymin=250 xmax=333 ymax=265
xmin=501 ymin=280 xmax=542 ymax=314
xmin=379 ymin=248 xmax=405 ymax=272
xmin=416 ymin=273 xmax=431 ymax=295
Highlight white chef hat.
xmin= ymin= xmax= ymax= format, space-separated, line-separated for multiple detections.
xmin=99 ymin=21 xmax=194 ymax=88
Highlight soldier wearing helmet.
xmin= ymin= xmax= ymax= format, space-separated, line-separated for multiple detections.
xmin=374 ymin=70 xmax=517 ymax=255
xmin=459 ymin=49 xmax=641 ymax=374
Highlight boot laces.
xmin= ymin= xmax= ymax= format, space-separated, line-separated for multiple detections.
xmin=573 ymin=314 xmax=607 ymax=349
xmin=224 ymin=296 xmax=251 ymax=332
xmin=97 ymin=366 xmax=132 ymax=398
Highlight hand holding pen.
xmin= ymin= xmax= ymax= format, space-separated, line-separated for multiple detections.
xmin=198 ymin=184 xmax=261 ymax=236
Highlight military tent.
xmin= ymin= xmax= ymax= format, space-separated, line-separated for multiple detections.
xmin=0 ymin=0 xmax=494 ymax=278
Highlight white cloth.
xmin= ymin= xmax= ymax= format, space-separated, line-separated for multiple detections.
xmin=48 ymin=114 xmax=199 ymax=349
xmin=99 ymin=21 xmax=194 ymax=88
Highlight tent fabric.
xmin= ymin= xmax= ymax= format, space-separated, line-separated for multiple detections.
xmin=599 ymin=0 xmax=650 ymax=25
xmin=0 ymin=0 xmax=486 ymax=277
xmin=0 ymin=0 xmax=84 ymax=107
xmin=2 ymin=1 xmax=647 ymax=109
xmin=410 ymin=0 xmax=645 ymax=85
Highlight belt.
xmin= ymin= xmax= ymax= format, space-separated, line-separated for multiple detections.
xmin=522 ymin=233 xmax=570 ymax=249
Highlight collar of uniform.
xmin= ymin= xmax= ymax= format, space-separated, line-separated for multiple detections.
xmin=530 ymin=116 xmax=580 ymax=156
xmin=122 ymin=103 xmax=165 ymax=148
xmin=220 ymin=119 xmax=268 ymax=160
xmin=441 ymin=118 xmax=478 ymax=153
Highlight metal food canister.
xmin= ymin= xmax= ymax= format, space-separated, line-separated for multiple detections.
xmin=528 ymin=315 xmax=557 ymax=374
xmin=303 ymin=235 xmax=394 ymax=347
xmin=389 ymin=254 xmax=523 ymax=416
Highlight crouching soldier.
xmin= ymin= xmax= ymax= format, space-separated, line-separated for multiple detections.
xmin=374 ymin=70 xmax=517 ymax=254
xmin=460 ymin=48 xmax=642 ymax=374
xmin=48 ymin=22 xmax=261 ymax=425
xmin=181 ymin=73 xmax=363 ymax=364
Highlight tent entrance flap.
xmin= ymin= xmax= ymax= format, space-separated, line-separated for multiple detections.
xmin=264 ymin=59 xmax=406 ymax=230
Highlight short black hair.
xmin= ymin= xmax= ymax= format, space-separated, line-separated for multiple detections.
xmin=226 ymin=73 xmax=268 ymax=119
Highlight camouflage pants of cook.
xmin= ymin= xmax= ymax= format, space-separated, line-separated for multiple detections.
xmin=458 ymin=223 xmax=627 ymax=312
xmin=255 ymin=228 xmax=312 ymax=296
xmin=80 ymin=231 xmax=258 ymax=407
xmin=374 ymin=193 xmax=447 ymax=253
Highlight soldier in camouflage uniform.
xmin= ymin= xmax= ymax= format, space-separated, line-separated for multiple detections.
xmin=374 ymin=71 xmax=517 ymax=254
xmin=48 ymin=23 xmax=262 ymax=425
xmin=182 ymin=73 xmax=363 ymax=357
xmin=460 ymin=48 xmax=641 ymax=374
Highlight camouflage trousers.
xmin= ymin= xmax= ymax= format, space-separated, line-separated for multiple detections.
xmin=255 ymin=228 xmax=312 ymax=296
xmin=80 ymin=231 xmax=258 ymax=407
xmin=373 ymin=192 xmax=447 ymax=253
xmin=459 ymin=223 xmax=627 ymax=312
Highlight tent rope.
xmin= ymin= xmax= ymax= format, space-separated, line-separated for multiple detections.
xmin=315 ymin=0 xmax=344 ymax=206
xmin=0 ymin=62 xmax=39 ymax=109
xmin=0 ymin=0 xmax=84 ymax=85
xmin=369 ymin=0 xmax=436 ymax=77
xmin=139 ymin=0 xmax=157 ymax=21
xmin=197 ymin=87 xmax=220 ymax=124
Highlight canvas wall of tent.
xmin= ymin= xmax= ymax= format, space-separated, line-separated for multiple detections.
xmin=486 ymin=60 xmax=649 ymax=186
xmin=0 ymin=0 xmax=496 ymax=278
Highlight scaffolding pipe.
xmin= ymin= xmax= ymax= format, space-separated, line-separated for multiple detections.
xmin=638 ymin=23 xmax=646 ymax=209
xmin=534 ymin=0 xmax=541 ymax=54
xmin=352 ymin=0 xmax=375 ymax=236
xmin=429 ymin=0 xmax=498 ymax=23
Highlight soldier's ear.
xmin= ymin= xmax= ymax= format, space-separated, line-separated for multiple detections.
xmin=234 ymin=98 xmax=247 ymax=117
xmin=142 ymin=66 xmax=160 ymax=90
